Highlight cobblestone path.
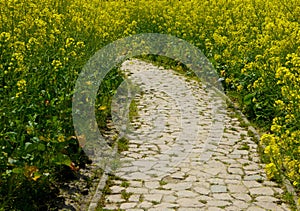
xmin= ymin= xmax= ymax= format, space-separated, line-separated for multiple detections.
xmin=100 ymin=59 xmax=290 ymax=211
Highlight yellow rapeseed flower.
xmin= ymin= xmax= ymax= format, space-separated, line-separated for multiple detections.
xmin=17 ymin=79 xmax=26 ymax=90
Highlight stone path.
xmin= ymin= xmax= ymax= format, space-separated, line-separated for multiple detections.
xmin=99 ymin=59 xmax=291 ymax=210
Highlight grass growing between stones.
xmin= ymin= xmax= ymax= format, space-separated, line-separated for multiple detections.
xmin=129 ymin=99 xmax=139 ymax=122
xmin=120 ymin=181 xmax=130 ymax=188
xmin=238 ymin=143 xmax=250 ymax=151
xmin=120 ymin=190 xmax=133 ymax=201
xmin=117 ymin=137 xmax=129 ymax=153
xmin=281 ymin=191 xmax=298 ymax=211
xmin=95 ymin=175 xmax=128 ymax=210
xmin=95 ymin=177 xmax=114 ymax=210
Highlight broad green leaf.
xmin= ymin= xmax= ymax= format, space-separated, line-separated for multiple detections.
xmin=243 ymin=92 xmax=256 ymax=106
xmin=52 ymin=153 xmax=72 ymax=166
xmin=12 ymin=168 xmax=23 ymax=174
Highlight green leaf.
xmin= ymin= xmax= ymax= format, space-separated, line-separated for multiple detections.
xmin=25 ymin=142 xmax=32 ymax=150
xmin=37 ymin=143 xmax=46 ymax=151
xmin=52 ymin=153 xmax=72 ymax=166
xmin=12 ymin=168 xmax=23 ymax=174
xmin=24 ymin=142 xmax=36 ymax=153
xmin=243 ymin=92 xmax=256 ymax=106
xmin=31 ymin=136 xmax=40 ymax=143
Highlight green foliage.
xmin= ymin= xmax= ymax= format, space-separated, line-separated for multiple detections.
xmin=117 ymin=137 xmax=129 ymax=153
xmin=95 ymin=67 xmax=124 ymax=129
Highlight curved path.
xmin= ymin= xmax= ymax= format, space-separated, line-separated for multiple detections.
xmin=99 ymin=59 xmax=290 ymax=211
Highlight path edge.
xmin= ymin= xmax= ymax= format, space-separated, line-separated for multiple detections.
xmin=85 ymin=144 xmax=118 ymax=211
xmin=212 ymin=86 xmax=300 ymax=210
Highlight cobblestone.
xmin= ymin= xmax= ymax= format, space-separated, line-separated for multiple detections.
xmin=100 ymin=59 xmax=290 ymax=210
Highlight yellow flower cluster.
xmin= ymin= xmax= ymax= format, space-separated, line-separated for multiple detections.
xmin=262 ymin=52 xmax=300 ymax=187
xmin=16 ymin=79 xmax=26 ymax=98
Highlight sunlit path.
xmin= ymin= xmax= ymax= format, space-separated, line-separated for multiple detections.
xmin=98 ymin=60 xmax=290 ymax=211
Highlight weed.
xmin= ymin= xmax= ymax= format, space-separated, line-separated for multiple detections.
xmin=120 ymin=181 xmax=130 ymax=188
xmin=238 ymin=143 xmax=250 ymax=150
xmin=121 ymin=190 xmax=133 ymax=201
